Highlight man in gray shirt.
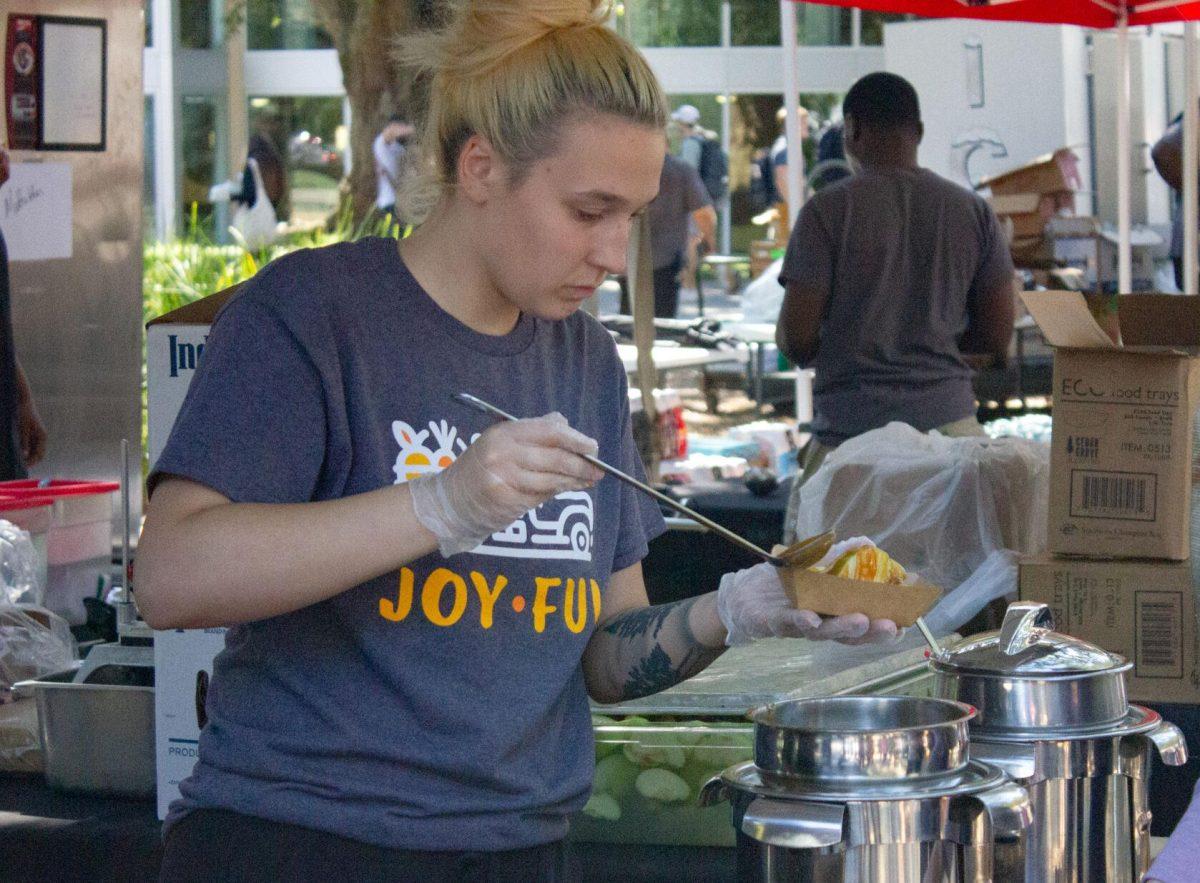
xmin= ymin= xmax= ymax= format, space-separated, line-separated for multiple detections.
xmin=776 ymin=73 xmax=1014 ymax=539
xmin=619 ymin=153 xmax=716 ymax=318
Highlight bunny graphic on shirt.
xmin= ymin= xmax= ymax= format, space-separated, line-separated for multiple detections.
xmin=392 ymin=418 xmax=593 ymax=561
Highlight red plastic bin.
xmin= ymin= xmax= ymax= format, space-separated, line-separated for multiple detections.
xmin=0 ymin=480 xmax=119 ymax=624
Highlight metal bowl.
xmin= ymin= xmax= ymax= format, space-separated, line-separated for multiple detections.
xmin=749 ymin=695 xmax=975 ymax=785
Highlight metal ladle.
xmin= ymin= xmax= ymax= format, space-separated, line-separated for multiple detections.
xmin=453 ymin=392 xmax=830 ymax=568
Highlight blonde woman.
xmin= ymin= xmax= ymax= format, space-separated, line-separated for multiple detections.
xmin=139 ymin=1 xmax=897 ymax=878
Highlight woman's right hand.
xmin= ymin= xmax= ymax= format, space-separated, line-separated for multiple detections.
xmin=409 ymin=412 xmax=603 ymax=557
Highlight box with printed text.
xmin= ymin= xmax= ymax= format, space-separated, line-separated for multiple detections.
xmin=1021 ymin=291 xmax=1200 ymax=560
xmin=1019 ymin=555 xmax=1200 ymax=704
xmin=145 ymin=284 xmax=242 ymax=468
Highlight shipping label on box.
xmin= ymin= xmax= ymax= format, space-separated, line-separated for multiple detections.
xmin=154 ymin=626 xmax=227 ymax=819
xmin=1019 ymin=555 xmax=1200 ymax=704
xmin=1022 ymin=291 xmax=1200 ymax=560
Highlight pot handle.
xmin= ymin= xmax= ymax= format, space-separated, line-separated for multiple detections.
xmin=998 ymin=601 xmax=1055 ymax=656
xmin=741 ymin=796 xmax=846 ymax=849
xmin=698 ymin=775 xmax=730 ymax=808
xmin=961 ymin=782 xmax=1034 ymax=840
xmin=1146 ymin=720 xmax=1189 ymax=767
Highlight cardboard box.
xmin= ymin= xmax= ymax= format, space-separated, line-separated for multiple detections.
xmin=1022 ymin=291 xmax=1200 ymax=560
xmin=145 ymin=284 xmax=242 ymax=468
xmin=153 ymin=626 xmax=227 ymax=818
xmin=978 ymin=148 xmax=1081 ymax=197
xmin=146 ymin=287 xmax=239 ymax=817
xmin=992 ymin=191 xmax=1076 ymax=240
xmin=1019 ymin=555 xmax=1200 ymax=704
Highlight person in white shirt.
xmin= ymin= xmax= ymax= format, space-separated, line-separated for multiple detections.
xmin=374 ymin=116 xmax=415 ymax=217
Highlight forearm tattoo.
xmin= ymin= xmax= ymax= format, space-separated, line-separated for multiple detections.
xmin=600 ymin=596 xmax=724 ymax=700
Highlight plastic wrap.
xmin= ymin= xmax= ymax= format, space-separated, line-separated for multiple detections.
xmin=0 ymin=520 xmax=40 ymax=606
xmin=793 ymin=423 xmax=1050 ymax=634
xmin=0 ymin=604 xmax=76 ymax=694
xmin=740 ymin=258 xmax=785 ymax=324
xmin=0 ymin=696 xmax=42 ymax=772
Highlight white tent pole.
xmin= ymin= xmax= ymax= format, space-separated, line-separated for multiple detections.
xmin=780 ymin=0 xmax=805 ymax=228
xmin=1184 ymin=22 xmax=1199 ymax=295
xmin=1117 ymin=10 xmax=1133 ymax=293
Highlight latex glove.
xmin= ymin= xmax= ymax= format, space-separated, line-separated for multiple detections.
xmin=410 ymin=412 xmax=602 ymax=557
xmin=716 ymin=562 xmax=900 ymax=646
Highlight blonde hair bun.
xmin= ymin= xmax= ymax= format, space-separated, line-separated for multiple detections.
xmin=397 ymin=0 xmax=666 ymax=224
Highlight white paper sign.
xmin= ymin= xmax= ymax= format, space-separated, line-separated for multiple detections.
xmin=0 ymin=163 xmax=73 ymax=261
xmin=42 ymin=21 xmax=105 ymax=149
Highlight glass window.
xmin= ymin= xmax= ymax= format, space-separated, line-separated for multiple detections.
xmin=732 ymin=2 xmax=851 ymax=47
xmin=180 ymin=96 xmax=218 ymax=232
xmin=730 ymin=0 xmax=777 ymax=46
xmin=144 ymin=0 xmax=152 ymax=46
xmin=798 ymin=4 xmax=851 ymax=46
xmin=861 ymin=11 xmax=911 ymax=46
xmin=247 ymin=0 xmax=333 ymax=50
xmin=247 ymin=96 xmax=345 ymax=226
xmin=615 ymin=0 xmax=720 ymax=48
xmin=179 ymin=0 xmax=215 ymax=49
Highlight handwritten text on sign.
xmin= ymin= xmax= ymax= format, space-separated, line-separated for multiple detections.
xmin=0 ymin=163 xmax=73 ymax=261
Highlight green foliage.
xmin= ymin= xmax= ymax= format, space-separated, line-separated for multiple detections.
xmin=140 ymin=203 xmax=407 ymax=474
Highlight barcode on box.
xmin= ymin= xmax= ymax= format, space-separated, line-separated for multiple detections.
xmin=1135 ymin=591 xmax=1183 ymax=678
xmin=1069 ymin=470 xmax=1157 ymax=521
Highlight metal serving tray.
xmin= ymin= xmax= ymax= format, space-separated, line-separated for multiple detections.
xmin=14 ymin=665 xmax=155 ymax=797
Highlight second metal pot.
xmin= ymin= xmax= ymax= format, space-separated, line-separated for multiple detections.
xmin=930 ymin=601 xmax=1131 ymax=736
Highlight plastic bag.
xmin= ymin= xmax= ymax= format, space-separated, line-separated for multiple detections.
xmin=0 ymin=692 xmax=42 ymax=772
xmin=792 ymin=423 xmax=1050 ymax=634
xmin=740 ymin=258 xmax=785 ymax=324
xmin=230 ymin=158 xmax=279 ymax=251
xmin=0 ymin=520 xmax=40 ymax=606
xmin=0 ymin=604 xmax=76 ymax=693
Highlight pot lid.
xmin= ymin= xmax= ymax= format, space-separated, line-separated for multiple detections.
xmin=934 ymin=602 xmax=1124 ymax=675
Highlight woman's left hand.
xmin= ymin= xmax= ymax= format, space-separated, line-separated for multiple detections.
xmin=715 ymin=562 xmax=899 ymax=646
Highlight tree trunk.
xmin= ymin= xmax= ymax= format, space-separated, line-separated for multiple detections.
xmin=311 ymin=0 xmax=444 ymax=223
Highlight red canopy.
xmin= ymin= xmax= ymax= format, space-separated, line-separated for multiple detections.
xmin=791 ymin=0 xmax=1200 ymax=28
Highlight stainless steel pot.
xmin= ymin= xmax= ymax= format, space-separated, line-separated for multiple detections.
xmin=930 ymin=601 xmax=1132 ymax=736
xmin=703 ymin=696 xmax=1032 ymax=882
xmin=932 ymin=601 xmax=1189 ymax=882
xmin=750 ymin=696 xmax=973 ymax=787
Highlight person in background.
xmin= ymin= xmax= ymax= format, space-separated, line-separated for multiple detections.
xmin=374 ymin=114 xmax=415 ymax=218
xmin=671 ymin=104 xmax=727 ymax=301
xmin=770 ymin=104 xmax=810 ymax=208
xmin=137 ymin=2 xmax=899 ymax=880
xmin=775 ymin=72 xmax=1014 ymax=543
xmin=0 ymin=147 xmax=47 ymax=480
xmin=208 ymin=134 xmax=287 ymax=221
xmin=1151 ymin=110 xmax=1194 ymax=290
xmin=619 ymin=152 xmax=717 ymax=318
xmin=1145 ymin=780 xmax=1200 ymax=882
xmin=673 ymin=104 xmax=705 ymax=170
xmin=812 ymin=118 xmax=851 ymax=190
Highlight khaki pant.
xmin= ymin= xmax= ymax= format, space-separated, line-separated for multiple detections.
xmin=782 ymin=416 xmax=987 ymax=544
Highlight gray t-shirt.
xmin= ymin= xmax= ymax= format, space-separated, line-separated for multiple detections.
xmin=779 ymin=166 xmax=1013 ymax=445
xmin=649 ymin=154 xmax=711 ymax=270
xmin=152 ymin=237 xmax=664 ymax=851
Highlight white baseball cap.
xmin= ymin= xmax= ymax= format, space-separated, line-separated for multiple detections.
xmin=671 ymin=104 xmax=701 ymax=125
